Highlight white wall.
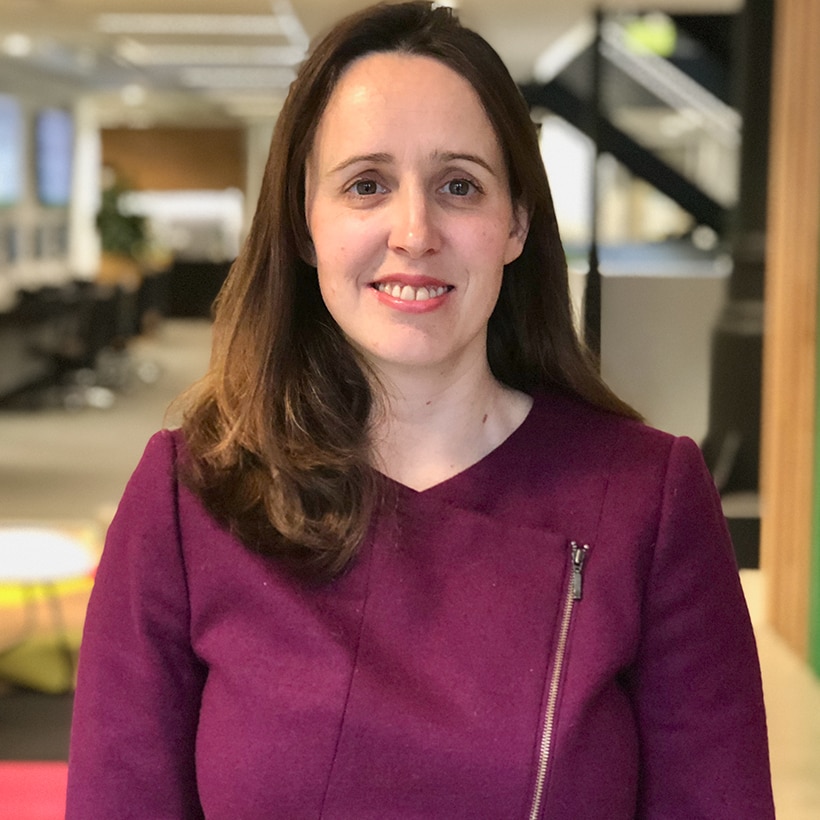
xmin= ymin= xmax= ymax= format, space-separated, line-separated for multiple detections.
xmin=570 ymin=260 xmax=728 ymax=442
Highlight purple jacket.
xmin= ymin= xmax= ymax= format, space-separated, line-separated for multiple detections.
xmin=67 ymin=391 xmax=774 ymax=818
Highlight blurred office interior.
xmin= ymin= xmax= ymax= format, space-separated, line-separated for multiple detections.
xmin=0 ymin=0 xmax=819 ymax=817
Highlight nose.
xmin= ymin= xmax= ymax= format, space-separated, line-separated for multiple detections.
xmin=387 ymin=185 xmax=440 ymax=258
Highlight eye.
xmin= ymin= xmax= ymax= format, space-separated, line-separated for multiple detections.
xmin=350 ymin=178 xmax=383 ymax=196
xmin=444 ymin=178 xmax=476 ymax=197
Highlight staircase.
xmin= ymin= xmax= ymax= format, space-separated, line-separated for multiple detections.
xmin=521 ymin=12 xmax=764 ymax=569
xmin=520 ymin=13 xmax=737 ymax=236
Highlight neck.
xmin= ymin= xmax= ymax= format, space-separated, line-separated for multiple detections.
xmin=368 ymin=359 xmax=532 ymax=492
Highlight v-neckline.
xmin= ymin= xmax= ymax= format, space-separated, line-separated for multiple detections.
xmin=375 ymin=393 xmax=538 ymax=500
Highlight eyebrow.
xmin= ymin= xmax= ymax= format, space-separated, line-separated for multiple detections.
xmin=327 ymin=150 xmax=499 ymax=177
xmin=435 ymin=151 xmax=498 ymax=177
xmin=328 ymin=152 xmax=392 ymax=176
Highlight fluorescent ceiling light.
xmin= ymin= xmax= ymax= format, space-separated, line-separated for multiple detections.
xmin=218 ymin=99 xmax=284 ymax=121
xmin=116 ymin=41 xmax=305 ymax=67
xmin=121 ymin=84 xmax=147 ymax=106
xmin=97 ymin=14 xmax=287 ymax=36
xmin=179 ymin=66 xmax=296 ymax=89
xmin=2 ymin=33 xmax=33 ymax=58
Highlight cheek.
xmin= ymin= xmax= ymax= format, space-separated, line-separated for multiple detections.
xmin=306 ymin=198 xmax=341 ymax=250
xmin=316 ymin=255 xmax=359 ymax=314
xmin=315 ymin=247 xmax=351 ymax=298
xmin=316 ymin=268 xmax=339 ymax=303
xmin=311 ymin=215 xmax=356 ymax=269
xmin=474 ymin=226 xmax=520 ymax=273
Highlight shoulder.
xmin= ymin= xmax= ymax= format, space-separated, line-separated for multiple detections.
xmin=104 ymin=430 xmax=179 ymax=536
xmin=122 ymin=428 xmax=188 ymax=490
xmin=529 ymin=389 xmax=682 ymax=475
xmin=525 ymin=391 xmax=719 ymax=542
xmin=473 ymin=391 xmax=707 ymax=544
xmin=140 ymin=426 xmax=186 ymax=465
xmin=105 ymin=428 xmax=193 ymax=539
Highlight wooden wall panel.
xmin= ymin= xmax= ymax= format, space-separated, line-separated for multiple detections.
xmin=101 ymin=127 xmax=245 ymax=192
xmin=760 ymin=0 xmax=820 ymax=656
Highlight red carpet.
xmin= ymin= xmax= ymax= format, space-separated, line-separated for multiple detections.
xmin=0 ymin=762 xmax=67 ymax=819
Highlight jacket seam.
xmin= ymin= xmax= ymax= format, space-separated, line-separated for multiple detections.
xmin=166 ymin=430 xmax=197 ymax=651
xmin=640 ymin=435 xmax=679 ymax=618
xmin=316 ymin=531 xmax=377 ymax=818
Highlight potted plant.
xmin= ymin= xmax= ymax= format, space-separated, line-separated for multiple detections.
xmin=96 ymin=169 xmax=146 ymax=284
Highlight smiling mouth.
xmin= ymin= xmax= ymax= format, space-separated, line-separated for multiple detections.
xmin=372 ymin=282 xmax=453 ymax=302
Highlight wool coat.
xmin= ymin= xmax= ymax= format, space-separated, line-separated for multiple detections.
xmin=67 ymin=390 xmax=775 ymax=818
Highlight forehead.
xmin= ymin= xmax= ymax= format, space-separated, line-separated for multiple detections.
xmin=311 ymin=52 xmax=501 ymax=160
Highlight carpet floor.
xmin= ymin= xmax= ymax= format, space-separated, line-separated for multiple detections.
xmin=0 ymin=761 xmax=68 ymax=820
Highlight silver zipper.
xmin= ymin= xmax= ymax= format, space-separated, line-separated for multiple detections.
xmin=571 ymin=541 xmax=588 ymax=601
xmin=528 ymin=541 xmax=589 ymax=820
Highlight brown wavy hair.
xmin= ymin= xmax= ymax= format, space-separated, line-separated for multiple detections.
xmin=179 ymin=1 xmax=638 ymax=579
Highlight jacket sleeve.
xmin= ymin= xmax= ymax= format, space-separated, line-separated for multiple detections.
xmin=66 ymin=430 xmax=206 ymax=819
xmin=629 ymin=435 xmax=775 ymax=818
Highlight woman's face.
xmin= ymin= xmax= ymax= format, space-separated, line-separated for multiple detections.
xmin=305 ymin=52 xmax=528 ymax=379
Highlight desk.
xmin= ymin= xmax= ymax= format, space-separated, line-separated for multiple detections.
xmin=0 ymin=291 xmax=81 ymax=400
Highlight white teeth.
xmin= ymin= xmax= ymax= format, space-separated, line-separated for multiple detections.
xmin=376 ymin=283 xmax=449 ymax=301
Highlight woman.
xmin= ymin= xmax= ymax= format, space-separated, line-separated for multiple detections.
xmin=67 ymin=3 xmax=775 ymax=817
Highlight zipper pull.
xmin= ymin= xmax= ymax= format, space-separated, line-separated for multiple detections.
xmin=571 ymin=542 xmax=589 ymax=601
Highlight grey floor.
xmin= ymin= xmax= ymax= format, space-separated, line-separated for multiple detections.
xmin=0 ymin=319 xmax=212 ymax=524
xmin=0 ymin=319 xmax=818 ymax=817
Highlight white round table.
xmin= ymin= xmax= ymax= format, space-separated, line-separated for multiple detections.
xmin=0 ymin=526 xmax=97 ymax=691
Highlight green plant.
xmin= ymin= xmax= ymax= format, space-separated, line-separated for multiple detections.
xmin=96 ymin=180 xmax=146 ymax=259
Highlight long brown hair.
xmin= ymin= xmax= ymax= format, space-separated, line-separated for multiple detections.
xmin=180 ymin=1 xmax=638 ymax=579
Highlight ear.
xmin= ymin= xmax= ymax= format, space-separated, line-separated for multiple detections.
xmin=503 ymin=203 xmax=531 ymax=265
xmin=299 ymin=232 xmax=317 ymax=267
xmin=300 ymin=160 xmax=318 ymax=266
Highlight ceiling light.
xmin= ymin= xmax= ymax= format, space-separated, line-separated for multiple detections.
xmin=116 ymin=42 xmax=305 ymax=67
xmin=271 ymin=0 xmax=309 ymax=48
xmin=97 ymin=14 xmax=287 ymax=37
xmin=179 ymin=66 xmax=296 ymax=89
xmin=115 ymin=38 xmax=150 ymax=64
xmin=2 ymin=33 xmax=33 ymax=58
xmin=121 ymin=84 xmax=147 ymax=106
